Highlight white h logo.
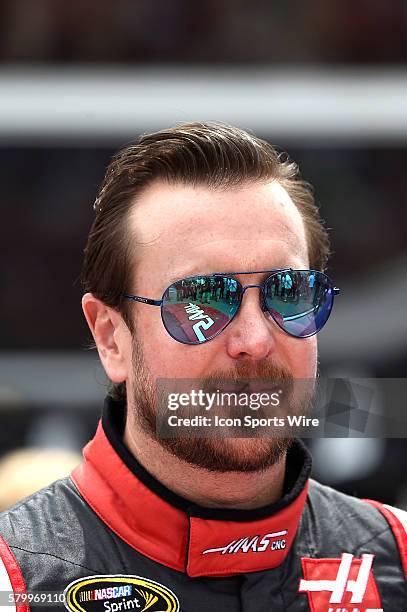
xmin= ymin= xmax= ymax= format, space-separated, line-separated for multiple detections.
xmin=299 ymin=552 xmax=382 ymax=609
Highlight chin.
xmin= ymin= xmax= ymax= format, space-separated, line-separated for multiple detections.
xmin=161 ymin=435 xmax=292 ymax=473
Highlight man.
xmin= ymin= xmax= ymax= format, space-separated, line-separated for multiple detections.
xmin=0 ymin=123 xmax=405 ymax=611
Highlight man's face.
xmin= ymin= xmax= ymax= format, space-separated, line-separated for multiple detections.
xmin=125 ymin=179 xmax=317 ymax=471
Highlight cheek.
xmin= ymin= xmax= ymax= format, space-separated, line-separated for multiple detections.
xmin=136 ymin=310 xmax=211 ymax=379
xmin=284 ymin=336 xmax=317 ymax=379
xmin=136 ymin=312 xmax=170 ymax=374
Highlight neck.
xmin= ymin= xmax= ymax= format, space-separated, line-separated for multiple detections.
xmin=123 ymin=410 xmax=286 ymax=510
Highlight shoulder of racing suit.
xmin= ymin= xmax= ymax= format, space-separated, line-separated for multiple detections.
xmin=304 ymin=478 xmax=407 ymax=567
xmin=304 ymin=479 xmax=407 ymax=569
xmin=0 ymin=477 xmax=103 ymax=593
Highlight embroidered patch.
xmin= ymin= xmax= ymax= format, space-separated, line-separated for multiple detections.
xmin=64 ymin=575 xmax=179 ymax=612
xmin=298 ymin=553 xmax=383 ymax=612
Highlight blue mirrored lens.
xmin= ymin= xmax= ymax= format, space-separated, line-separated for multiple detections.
xmin=162 ymin=276 xmax=241 ymax=344
xmin=264 ymin=271 xmax=334 ymax=337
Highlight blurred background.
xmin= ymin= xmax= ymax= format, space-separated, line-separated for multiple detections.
xmin=0 ymin=0 xmax=406 ymax=510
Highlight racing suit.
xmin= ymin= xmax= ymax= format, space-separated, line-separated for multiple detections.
xmin=0 ymin=397 xmax=405 ymax=611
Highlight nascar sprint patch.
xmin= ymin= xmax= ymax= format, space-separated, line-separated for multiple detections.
xmin=64 ymin=575 xmax=179 ymax=612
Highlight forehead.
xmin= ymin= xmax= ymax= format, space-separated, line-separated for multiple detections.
xmin=129 ymin=180 xmax=308 ymax=286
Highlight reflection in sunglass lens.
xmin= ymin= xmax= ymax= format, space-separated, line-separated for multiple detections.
xmin=161 ymin=276 xmax=241 ymax=344
xmin=264 ymin=271 xmax=334 ymax=338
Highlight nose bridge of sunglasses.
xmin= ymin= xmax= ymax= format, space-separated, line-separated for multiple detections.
xmin=241 ymin=283 xmax=263 ymax=291
xmin=239 ymin=283 xmax=264 ymax=301
xmin=236 ymin=283 xmax=268 ymax=314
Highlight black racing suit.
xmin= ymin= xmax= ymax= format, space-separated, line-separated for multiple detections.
xmin=0 ymin=397 xmax=405 ymax=611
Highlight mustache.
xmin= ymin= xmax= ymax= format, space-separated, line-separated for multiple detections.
xmin=200 ymin=361 xmax=293 ymax=390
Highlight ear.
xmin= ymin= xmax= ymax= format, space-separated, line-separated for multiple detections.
xmin=82 ymin=293 xmax=131 ymax=384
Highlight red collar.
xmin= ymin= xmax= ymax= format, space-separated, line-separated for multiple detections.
xmin=72 ymin=398 xmax=311 ymax=577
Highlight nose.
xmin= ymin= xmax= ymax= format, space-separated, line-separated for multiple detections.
xmin=224 ymin=286 xmax=278 ymax=362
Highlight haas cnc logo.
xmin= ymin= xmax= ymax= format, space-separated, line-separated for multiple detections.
xmin=299 ymin=553 xmax=383 ymax=612
xmin=202 ymin=530 xmax=287 ymax=555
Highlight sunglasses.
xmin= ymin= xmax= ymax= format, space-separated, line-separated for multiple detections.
xmin=123 ymin=269 xmax=340 ymax=345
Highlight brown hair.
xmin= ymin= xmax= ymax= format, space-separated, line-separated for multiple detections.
xmin=81 ymin=122 xmax=331 ymax=398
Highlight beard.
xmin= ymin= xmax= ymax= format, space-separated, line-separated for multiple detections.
xmin=129 ymin=335 xmax=314 ymax=473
